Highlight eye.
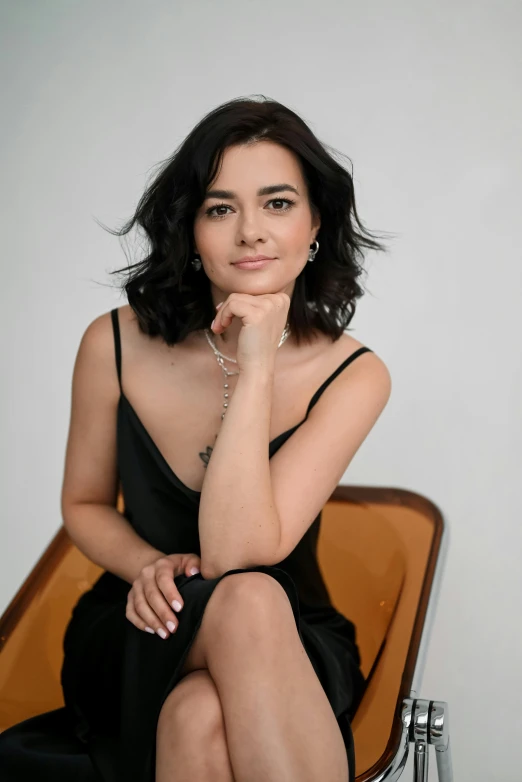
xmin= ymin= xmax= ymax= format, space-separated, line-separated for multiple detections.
xmin=267 ymin=198 xmax=296 ymax=212
xmin=205 ymin=198 xmax=296 ymax=220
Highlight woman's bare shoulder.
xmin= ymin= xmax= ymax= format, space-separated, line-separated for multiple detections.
xmin=310 ymin=331 xmax=371 ymax=367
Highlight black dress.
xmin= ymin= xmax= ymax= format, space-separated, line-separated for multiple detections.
xmin=0 ymin=308 xmax=372 ymax=782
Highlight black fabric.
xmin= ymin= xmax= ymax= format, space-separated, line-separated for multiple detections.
xmin=0 ymin=708 xmax=102 ymax=782
xmin=0 ymin=308 xmax=372 ymax=781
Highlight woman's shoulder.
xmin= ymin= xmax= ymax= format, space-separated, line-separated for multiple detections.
xmin=307 ymin=331 xmax=375 ymax=369
xmin=77 ymin=308 xmax=119 ymax=362
xmin=105 ymin=304 xmax=149 ymax=350
xmin=318 ymin=332 xmax=391 ymax=397
xmin=74 ymin=306 xmax=135 ymax=382
xmin=109 ymin=303 xmax=134 ymax=330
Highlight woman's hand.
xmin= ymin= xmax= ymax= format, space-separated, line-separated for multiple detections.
xmin=126 ymin=553 xmax=201 ymax=639
xmin=211 ymin=292 xmax=291 ymax=372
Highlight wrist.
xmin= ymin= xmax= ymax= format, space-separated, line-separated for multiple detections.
xmin=140 ymin=546 xmax=166 ymax=570
xmin=239 ymin=362 xmax=275 ymax=381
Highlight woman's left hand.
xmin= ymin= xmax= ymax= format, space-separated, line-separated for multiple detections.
xmin=211 ymin=292 xmax=290 ymax=373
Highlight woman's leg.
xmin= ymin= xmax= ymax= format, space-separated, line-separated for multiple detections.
xmin=172 ymin=571 xmax=350 ymax=782
xmin=156 ymin=668 xmax=235 ymax=782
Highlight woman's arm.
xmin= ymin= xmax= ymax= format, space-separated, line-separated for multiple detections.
xmin=63 ymin=502 xmax=165 ymax=586
xmin=198 ymin=365 xmax=280 ymax=579
xmin=61 ymin=313 xmax=165 ymax=585
xmin=198 ymin=340 xmax=391 ymax=579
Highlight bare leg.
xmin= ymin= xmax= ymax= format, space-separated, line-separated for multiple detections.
xmin=156 ymin=668 xmax=235 ymax=782
xmin=188 ymin=571 xmax=349 ymax=782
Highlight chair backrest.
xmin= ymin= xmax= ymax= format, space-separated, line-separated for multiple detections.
xmin=329 ymin=487 xmax=444 ymax=780
xmin=0 ymin=537 xmax=102 ymax=729
xmin=0 ymin=486 xmax=444 ymax=782
xmin=316 ymin=498 xmax=406 ymax=679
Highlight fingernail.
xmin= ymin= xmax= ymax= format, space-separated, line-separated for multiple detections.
xmin=167 ymin=621 xmax=176 ymax=633
xmin=145 ymin=626 xmax=155 ymax=634
xmin=189 ymin=567 xmax=200 ymax=575
xmin=157 ymin=628 xmax=167 ymax=639
xmin=172 ymin=600 xmax=183 ymax=611
xmin=211 ymin=318 xmax=215 ymax=329
xmin=216 ymin=302 xmax=223 ymax=309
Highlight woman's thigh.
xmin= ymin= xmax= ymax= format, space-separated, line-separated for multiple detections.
xmin=158 ymin=668 xmax=223 ymax=736
xmin=156 ymin=669 xmax=234 ymax=781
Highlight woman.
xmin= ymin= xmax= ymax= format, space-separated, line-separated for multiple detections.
xmin=1 ymin=96 xmax=391 ymax=781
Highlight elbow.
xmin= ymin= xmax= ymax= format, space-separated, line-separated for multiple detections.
xmin=200 ymin=560 xmax=244 ymax=581
xmin=199 ymin=562 xmax=223 ymax=581
xmin=199 ymin=557 xmax=219 ymax=580
xmin=199 ymin=555 xmax=244 ymax=580
xmin=61 ymin=500 xmax=77 ymax=534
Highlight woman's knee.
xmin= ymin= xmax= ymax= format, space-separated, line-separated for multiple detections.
xmin=205 ymin=571 xmax=295 ymax=635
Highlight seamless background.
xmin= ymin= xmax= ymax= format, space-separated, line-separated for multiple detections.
xmin=1 ymin=1 xmax=521 ymax=779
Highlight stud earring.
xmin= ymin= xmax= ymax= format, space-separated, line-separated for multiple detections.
xmin=308 ymin=240 xmax=319 ymax=262
xmin=191 ymin=254 xmax=202 ymax=271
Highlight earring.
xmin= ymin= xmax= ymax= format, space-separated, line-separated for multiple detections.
xmin=191 ymin=254 xmax=202 ymax=271
xmin=308 ymin=239 xmax=319 ymax=262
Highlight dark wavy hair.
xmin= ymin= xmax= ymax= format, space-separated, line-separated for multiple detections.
xmin=102 ymin=94 xmax=391 ymax=347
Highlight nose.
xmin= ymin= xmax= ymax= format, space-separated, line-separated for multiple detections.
xmin=235 ymin=207 xmax=269 ymax=245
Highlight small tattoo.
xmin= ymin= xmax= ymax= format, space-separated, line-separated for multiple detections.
xmin=198 ymin=446 xmax=213 ymax=468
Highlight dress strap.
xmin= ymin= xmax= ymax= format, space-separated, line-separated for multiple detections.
xmin=110 ymin=308 xmax=123 ymax=393
xmin=306 ymin=346 xmax=373 ymax=416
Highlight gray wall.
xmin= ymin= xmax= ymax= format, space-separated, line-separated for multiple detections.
xmin=1 ymin=1 xmax=521 ymax=778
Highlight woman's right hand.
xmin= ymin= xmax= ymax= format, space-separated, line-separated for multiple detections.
xmin=126 ymin=552 xmax=201 ymax=639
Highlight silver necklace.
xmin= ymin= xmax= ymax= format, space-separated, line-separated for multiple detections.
xmin=203 ymin=323 xmax=291 ymax=421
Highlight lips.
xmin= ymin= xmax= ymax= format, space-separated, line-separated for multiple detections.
xmin=233 ymin=257 xmax=276 ymax=270
xmin=233 ymin=255 xmax=275 ymax=264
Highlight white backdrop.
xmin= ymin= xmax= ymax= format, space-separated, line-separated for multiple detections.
xmin=1 ymin=2 xmax=521 ymax=779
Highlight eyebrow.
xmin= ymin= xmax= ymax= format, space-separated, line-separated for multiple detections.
xmin=204 ymin=183 xmax=300 ymax=200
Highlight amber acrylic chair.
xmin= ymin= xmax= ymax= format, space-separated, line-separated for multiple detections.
xmin=0 ymin=486 xmax=453 ymax=781
xmin=320 ymin=486 xmax=453 ymax=781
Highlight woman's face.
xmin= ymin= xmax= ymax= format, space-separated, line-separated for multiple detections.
xmin=193 ymin=140 xmax=320 ymax=301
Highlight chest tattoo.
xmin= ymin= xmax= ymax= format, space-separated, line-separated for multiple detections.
xmin=198 ymin=445 xmax=213 ymax=469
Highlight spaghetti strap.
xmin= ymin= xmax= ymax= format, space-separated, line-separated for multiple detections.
xmin=110 ymin=308 xmax=122 ymax=393
xmin=306 ymin=346 xmax=373 ymax=416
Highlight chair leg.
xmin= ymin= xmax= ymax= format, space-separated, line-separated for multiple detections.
xmin=430 ymin=701 xmax=453 ymax=782
xmin=405 ymin=698 xmax=453 ymax=782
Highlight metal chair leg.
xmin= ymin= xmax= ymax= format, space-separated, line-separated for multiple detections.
xmin=412 ymin=700 xmax=430 ymax=781
xmin=407 ymin=698 xmax=453 ymax=782
xmin=430 ymin=701 xmax=453 ymax=782
xmin=370 ymin=699 xmax=453 ymax=781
